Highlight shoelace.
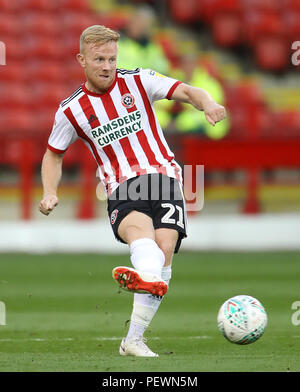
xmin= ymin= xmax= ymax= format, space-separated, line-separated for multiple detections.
xmin=135 ymin=337 xmax=152 ymax=352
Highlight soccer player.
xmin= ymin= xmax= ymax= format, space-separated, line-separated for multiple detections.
xmin=39 ymin=25 xmax=226 ymax=357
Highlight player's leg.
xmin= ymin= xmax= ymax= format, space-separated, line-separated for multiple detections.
xmin=117 ymin=210 xmax=155 ymax=243
xmin=129 ymin=228 xmax=178 ymax=338
xmin=121 ymin=227 xmax=179 ymax=357
xmin=155 ymin=227 xmax=178 ymax=266
xmin=136 ymin=176 xmax=187 ymax=351
xmin=113 ymin=210 xmax=167 ymax=356
xmin=155 ymin=227 xmax=178 ymax=288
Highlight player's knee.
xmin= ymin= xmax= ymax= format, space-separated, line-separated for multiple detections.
xmin=119 ymin=224 xmax=153 ymax=243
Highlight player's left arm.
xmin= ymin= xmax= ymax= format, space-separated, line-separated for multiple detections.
xmin=170 ymin=83 xmax=226 ymax=126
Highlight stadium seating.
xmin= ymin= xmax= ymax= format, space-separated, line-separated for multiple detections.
xmin=212 ymin=12 xmax=242 ymax=47
xmin=3 ymin=37 xmax=26 ymax=61
xmin=0 ymin=109 xmax=33 ymax=133
xmin=21 ymin=0 xmax=59 ymax=12
xmin=283 ymin=10 xmax=300 ymax=42
xmin=0 ymin=62 xmax=25 ymax=83
xmin=168 ymin=0 xmax=198 ymax=23
xmin=167 ymin=0 xmax=295 ymax=72
xmin=61 ymin=12 xmax=99 ymax=36
xmin=254 ymin=36 xmax=289 ymax=71
xmin=22 ymin=12 xmax=61 ymax=36
xmin=25 ymin=61 xmax=65 ymax=84
xmin=0 ymin=0 xmax=299 ymax=219
xmin=22 ymin=36 xmax=61 ymax=60
xmin=0 ymin=83 xmax=31 ymax=110
xmin=0 ymin=13 xmax=21 ymax=37
xmin=0 ymin=0 xmax=19 ymax=12
xmin=60 ymin=0 xmax=91 ymax=12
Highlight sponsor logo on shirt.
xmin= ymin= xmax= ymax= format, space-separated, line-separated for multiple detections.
xmin=149 ymin=70 xmax=166 ymax=78
xmin=90 ymin=110 xmax=143 ymax=148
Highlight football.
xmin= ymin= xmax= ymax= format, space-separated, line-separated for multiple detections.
xmin=217 ymin=295 xmax=267 ymax=344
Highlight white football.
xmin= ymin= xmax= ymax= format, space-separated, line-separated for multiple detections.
xmin=217 ymin=295 xmax=267 ymax=344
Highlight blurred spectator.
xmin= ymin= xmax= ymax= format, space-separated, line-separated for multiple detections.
xmin=117 ymin=5 xmax=170 ymax=74
xmin=156 ymin=50 xmax=230 ymax=139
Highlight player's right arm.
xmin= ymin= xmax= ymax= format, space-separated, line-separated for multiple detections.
xmin=39 ymin=105 xmax=78 ymax=216
xmin=39 ymin=149 xmax=64 ymax=215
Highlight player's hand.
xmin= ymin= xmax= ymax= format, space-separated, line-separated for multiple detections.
xmin=203 ymin=101 xmax=226 ymax=126
xmin=39 ymin=195 xmax=58 ymax=216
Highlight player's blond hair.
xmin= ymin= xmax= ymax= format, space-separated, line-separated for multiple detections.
xmin=80 ymin=25 xmax=120 ymax=53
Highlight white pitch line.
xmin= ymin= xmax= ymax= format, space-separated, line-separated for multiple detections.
xmin=0 ymin=336 xmax=212 ymax=342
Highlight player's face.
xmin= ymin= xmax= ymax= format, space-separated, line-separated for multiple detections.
xmin=78 ymin=41 xmax=118 ymax=94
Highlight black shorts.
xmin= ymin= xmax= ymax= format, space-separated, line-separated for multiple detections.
xmin=107 ymin=174 xmax=187 ymax=253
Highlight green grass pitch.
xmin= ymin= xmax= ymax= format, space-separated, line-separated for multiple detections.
xmin=0 ymin=251 xmax=300 ymax=372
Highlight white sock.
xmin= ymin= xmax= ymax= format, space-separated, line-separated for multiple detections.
xmin=129 ymin=238 xmax=165 ymax=277
xmin=126 ymin=263 xmax=173 ymax=342
xmin=126 ymin=238 xmax=165 ymax=341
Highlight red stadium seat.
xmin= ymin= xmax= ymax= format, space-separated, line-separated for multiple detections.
xmin=60 ymin=0 xmax=91 ymax=12
xmin=3 ymin=37 xmax=26 ymax=61
xmin=0 ymin=13 xmax=20 ymax=36
xmin=271 ymin=110 xmax=300 ymax=138
xmin=61 ymin=12 xmax=98 ymax=36
xmin=284 ymin=0 xmax=300 ymax=11
xmin=22 ymin=0 xmax=59 ymax=12
xmin=283 ymin=11 xmax=300 ymax=42
xmin=168 ymin=0 xmax=198 ymax=23
xmin=243 ymin=11 xmax=285 ymax=45
xmin=254 ymin=36 xmax=289 ymax=71
xmin=212 ymin=12 xmax=242 ymax=47
xmin=24 ymin=36 xmax=63 ymax=60
xmin=0 ymin=62 xmax=26 ymax=83
xmin=61 ymin=34 xmax=80 ymax=58
xmin=103 ymin=14 xmax=129 ymax=31
xmin=235 ymin=83 xmax=265 ymax=105
xmin=25 ymin=61 xmax=65 ymax=84
xmin=0 ymin=83 xmax=31 ymax=110
xmin=0 ymin=0 xmax=19 ymax=12
xmin=0 ymin=109 xmax=33 ymax=133
xmin=200 ymin=0 xmax=240 ymax=23
xmin=31 ymin=83 xmax=71 ymax=110
xmin=215 ymin=0 xmax=241 ymax=12
xmin=242 ymin=0 xmax=284 ymax=13
xmin=23 ymin=13 xmax=61 ymax=36
xmin=33 ymin=108 xmax=56 ymax=134
xmin=200 ymin=0 xmax=218 ymax=23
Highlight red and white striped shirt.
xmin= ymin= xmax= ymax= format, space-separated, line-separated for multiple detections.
xmin=48 ymin=68 xmax=183 ymax=196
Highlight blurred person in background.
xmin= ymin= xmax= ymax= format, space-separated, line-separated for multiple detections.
xmin=117 ymin=5 xmax=170 ymax=74
xmin=156 ymin=49 xmax=229 ymax=138
xmin=38 ymin=25 xmax=226 ymax=358
xmin=174 ymin=51 xmax=229 ymax=139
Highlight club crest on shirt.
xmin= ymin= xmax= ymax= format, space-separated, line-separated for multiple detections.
xmin=121 ymin=93 xmax=135 ymax=108
xmin=111 ymin=209 xmax=118 ymax=225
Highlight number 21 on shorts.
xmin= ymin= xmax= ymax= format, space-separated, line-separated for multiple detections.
xmin=161 ymin=203 xmax=184 ymax=229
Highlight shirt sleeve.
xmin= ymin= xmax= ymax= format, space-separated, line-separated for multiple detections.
xmin=47 ymin=106 xmax=78 ymax=154
xmin=139 ymin=68 xmax=182 ymax=103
